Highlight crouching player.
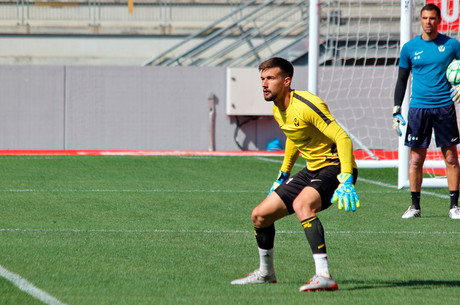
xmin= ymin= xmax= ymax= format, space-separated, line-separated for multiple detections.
xmin=231 ymin=57 xmax=359 ymax=292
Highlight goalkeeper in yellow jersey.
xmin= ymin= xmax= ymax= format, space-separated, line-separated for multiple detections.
xmin=231 ymin=57 xmax=359 ymax=292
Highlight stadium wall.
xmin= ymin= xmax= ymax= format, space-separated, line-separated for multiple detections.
xmin=0 ymin=65 xmax=395 ymax=151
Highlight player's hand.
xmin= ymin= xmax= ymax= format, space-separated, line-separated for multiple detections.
xmin=450 ymin=85 xmax=460 ymax=103
xmin=331 ymin=173 xmax=360 ymax=212
xmin=392 ymin=106 xmax=406 ymax=136
xmin=268 ymin=171 xmax=290 ymax=195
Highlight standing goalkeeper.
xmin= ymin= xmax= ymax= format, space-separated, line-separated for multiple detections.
xmin=231 ymin=57 xmax=359 ymax=291
xmin=392 ymin=4 xmax=460 ymax=219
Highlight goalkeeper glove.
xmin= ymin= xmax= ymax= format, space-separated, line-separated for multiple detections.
xmin=268 ymin=171 xmax=290 ymax=195
xmin=392 ymin=106 xmax=406 ymax=137
xmin=331 ymin=173 xmax=360 ymax=212
xmin=450 ymin=85 xmax=460 ymax=103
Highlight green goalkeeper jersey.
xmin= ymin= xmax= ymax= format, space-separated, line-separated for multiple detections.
xmin=273 ymin=90 xmax=357 ymax=174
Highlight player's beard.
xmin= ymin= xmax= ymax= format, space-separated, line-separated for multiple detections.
xmin=263 ymin=90 xmax=276 ymax=102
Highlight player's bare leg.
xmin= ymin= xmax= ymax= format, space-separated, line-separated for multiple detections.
xmin=402 ymin=148 xmax=426 ymax=218
xmin=442 ymin=145 xmax=460 ymax=219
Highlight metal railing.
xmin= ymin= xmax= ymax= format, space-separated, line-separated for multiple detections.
xmin=1 ymin=0 xmax=176 ymax=26
xmin=1 ymin=1 xmax=264 ymax=26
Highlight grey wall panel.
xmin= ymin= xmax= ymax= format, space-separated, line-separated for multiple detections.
xmin=64 ymin=66 xmax=229 ymax=150
xmin=0 ymin=66 xmax=65 ymax=149
xmin=0 ymin=65 xmax=400 ymax=152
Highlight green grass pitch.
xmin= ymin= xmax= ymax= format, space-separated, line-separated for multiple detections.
xmin=0 ymin=155 xmax=459 ymax=304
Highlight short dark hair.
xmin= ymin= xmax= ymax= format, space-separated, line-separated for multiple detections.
xmin=258 ymin=57 xmax=294 ymax=79
xmin=421 ymin=3 xmax=441 ymax=18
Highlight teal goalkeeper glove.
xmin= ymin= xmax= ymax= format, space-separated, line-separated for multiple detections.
xmin=268 ymin=171 xmax=290 ymax=195
xmin=392 ymin=106 xmax=406 ymax=137
xmin=331 ymin=173 xmax=360 ymax=212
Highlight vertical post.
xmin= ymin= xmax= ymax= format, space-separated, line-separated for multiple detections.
xmin=208 ymin=93 xmax=216 ymax=151
xmin=398 ymin=0 xmax=412 ymax=189
xmin=308 ymin=0 xmax=320 ymax=94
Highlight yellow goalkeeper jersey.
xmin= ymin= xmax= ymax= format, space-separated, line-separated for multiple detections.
xmin=273 ymin=90 xmax=357 ymax=174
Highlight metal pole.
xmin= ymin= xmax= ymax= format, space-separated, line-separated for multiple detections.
xmin=208 ymin=93 xmax=216 ymax=151
xmin=398 ymin=0 xmax=412 ymax=189
xmin=308 ymin=0 xmax=320 ymax=94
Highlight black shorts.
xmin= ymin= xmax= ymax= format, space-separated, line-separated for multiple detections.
xmin=274 ymin=165 xmax=358 ymax=215
xmin=405 ymin=104 xmax=460 ymax=148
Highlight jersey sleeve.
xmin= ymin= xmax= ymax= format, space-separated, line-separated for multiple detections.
xmin=454 ymin=38 xmax=460 ymax=59
xmin=322 ymin=121 xmax=355 ymax=174
xmin=280 ymin=137 xmax=299 ymax=174
xmin=399 ymin=43 xmax=411 ymax=70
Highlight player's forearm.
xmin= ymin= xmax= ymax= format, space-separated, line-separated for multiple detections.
xmin=280 ymin=138 xmax=299 ymax=173
xmin=336 ymin=135 xmax=354 ymax=174
xmin=394 ymin=67 xmax=410 ymax=107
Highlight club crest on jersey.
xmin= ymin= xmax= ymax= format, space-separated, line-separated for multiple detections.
xmin=438 ymin=45 xmax=445 ymax=52
xmin=293 ymin=118 xmax=300 ymax=126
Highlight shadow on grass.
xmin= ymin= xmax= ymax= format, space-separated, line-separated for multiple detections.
xmin=341 ymin=279 xmax=460 ymax=291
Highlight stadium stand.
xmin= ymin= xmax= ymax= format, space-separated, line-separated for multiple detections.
xmin=0 ymin=0 xmax=401 ymax=66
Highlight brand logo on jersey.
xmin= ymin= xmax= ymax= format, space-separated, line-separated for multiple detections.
xmin=293 ymin=118 xmax=300 ymax=127
xmin=286 ymin=178 xmax=294 ymax=184
xmin=438 ymin=45 xmax=446 ymax=52
xmin=414 ymin=51 xmax=423 ymax=60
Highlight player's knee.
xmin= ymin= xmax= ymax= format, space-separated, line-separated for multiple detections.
xmin=444 ymin=155 xmax=459 ymax=169
xmin=251 ymin=208 xmax=275 ymax=227
xmin=292 ymin=198 xmax=317 ymax=218
xmin=251 ymin=209 xmax=265 ymax=227
xmin=410 ymin=158 xmax=424 ymax=169
xmin=445 ymin=160 xmax=459 ymax=170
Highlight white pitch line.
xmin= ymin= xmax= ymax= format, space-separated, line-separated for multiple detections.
xmin=0 ymin=189 xmax=264 ymax=193
xmin=0 ymin=157 xmax=447 ymax=197
xmin=358 ymin=177 xmax=450 ymax=199
xmin=257 ymin=156 xmax=450 ymax=199
xmin=0 ymin=264 xmax=68 ymax=305
xmin=1 ymin=228 xmax=458 ymax=235
xmin=0 ymin=188 xmax=423 ymax=195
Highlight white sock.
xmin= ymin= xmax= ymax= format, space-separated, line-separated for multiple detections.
xmin=258 ymin=247 xmax=274 ymax=275
xmin=313 ymin=253 xmax=330 ymax=278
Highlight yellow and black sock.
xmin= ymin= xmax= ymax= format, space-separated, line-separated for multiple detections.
xmin=301 ymin=216 xmax=326 ymax=254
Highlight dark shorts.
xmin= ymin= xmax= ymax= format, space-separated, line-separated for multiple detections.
xmin=405 ymin=104 xmax=460 ymax=148
xmin=274 ymin=165 xmax=358 ymax=215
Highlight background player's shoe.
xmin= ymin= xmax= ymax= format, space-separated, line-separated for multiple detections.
xmin=230 ymin=269 xmax=277 ymax=285
xmin=449 ymin=206 xmax=460 ymax=219
xmin=299 ymin=274 xmax=338 ymax=292
xmin=401 ymin=206 xmax=421 ymax=219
